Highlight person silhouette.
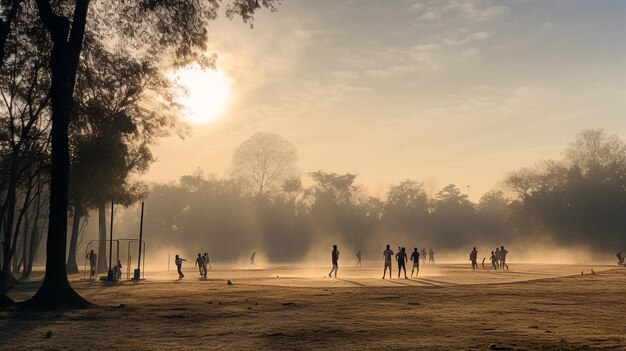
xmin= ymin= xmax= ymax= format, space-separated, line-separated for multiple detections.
xmin=617 ymin=251 xmax=624 ymax=266
xmin=250 ymin=251 xmax=256 ymax=268
xmin=382 ymin=244 xmax=394 ymax=279
xmin=87 ymin=249 xmax=97 ymax=280
xmin=202 ymin=252 xmax=209 ymax=277
xmin=490 ymin=251 xmax=498 ymax=271
xmin=470 ymin=247 xmax=478 ymax=271
xmin=328 ymin=245 xmax=339 ymax=278
xmin=428 ymin=248 xmax=435 ymax=264
xmin=396 ymin=247 xmax=408 ymax=279
xmin=195 ymin=253 xmax=205 ymax=277
xmin=494 ymin=248 xmax=501 ymax=268
xmin=421 ymin=248 xmax=427 ymax=264
xmin=175 ymin=254 xmax=186 ymax=279
xmin=500 ymin=246 xmax=509 ymax=270
xmin=355 ymin=250 xmax=362 ymax=267
xmin=410 ymin=248 xmax=420 ymax=277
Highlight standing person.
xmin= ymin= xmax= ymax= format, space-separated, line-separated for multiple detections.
xmin=328 ymin=245 xmax=339 ymax=278
xmin=500 ymin=246 xmax=509 ymax=270
xmin=250 ymin=251 xmax=256 ymax=268
xmin=202 ymin=253 xmax=209 ymax=277
xmin=396 ymin=247 xmax=408 ymax=279
xmin=429 ymin=248 xmax=435 ymax=264
xmin=195 ymin=253 xmax=205 ymax=277
xmin=470 ymin=247 xmax=478 ymax=271
xmin=175 ymin=254 xmax=186 ymax=279
xmin=113 ymin=260 xmax=123 ymax=280
xmin=382 ymin=244 xmax=394 ymax=279
xmin=87 ymin=249 xmax=97 ymax=280
xmin=490 ymin=251 xmax=498 ymax=270
xmin=421 ymin=248 xmax=427 ymax=264
xmin=410 ymin=248 xmax=420 ymax=277
xmin=617 ymin=251 xmax=624 ymax=266
xmin=494 ymin=248 xmax=501 ymax=268
xmin=355 ymin=250 xmax=362 ymax=267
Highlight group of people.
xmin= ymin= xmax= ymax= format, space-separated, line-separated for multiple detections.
xmin=194 ymin=253 xmax=212 ymax=278
xmin=86 ymin=249 xmax=122 ymax=280
xmin=328 ymin=244 xmax=434 ymax=279
xmin=174 ymin=253 xmax=211 ymax=280
xmin=488 ymin=246 xmax=509 ymax=270
xmin=469 ymin=246 xmax=509 ymax=271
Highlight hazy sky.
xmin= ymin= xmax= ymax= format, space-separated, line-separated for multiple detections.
xmin=143 ymin=0 xmax=626 ymax=199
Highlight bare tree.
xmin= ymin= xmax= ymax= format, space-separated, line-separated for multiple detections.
xmin=232 ymin=132 xmax=298 ymax=197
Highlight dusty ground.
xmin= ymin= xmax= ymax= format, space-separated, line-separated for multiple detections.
xmin=2 ymin=263 xmax=626 ymax=350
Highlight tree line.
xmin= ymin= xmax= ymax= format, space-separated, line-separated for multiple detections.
xmin=110 ymin=130 xmax=626 ymax=263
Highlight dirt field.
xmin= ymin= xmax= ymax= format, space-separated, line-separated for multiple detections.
xmin=2 ymin=263 xmax=626 ymax=350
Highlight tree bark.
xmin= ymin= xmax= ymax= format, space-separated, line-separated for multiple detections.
xmin=66 ymin=206 xmax=82 ymax=275
xmin=25 ymin=0 xmax=91 ymax=309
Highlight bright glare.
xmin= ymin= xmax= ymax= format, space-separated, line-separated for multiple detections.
xmin=172 ymin=65 xmax=231 ymax=124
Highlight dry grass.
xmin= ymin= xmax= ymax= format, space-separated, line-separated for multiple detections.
xmin=2 ymin=263 xmax=625 ymax=350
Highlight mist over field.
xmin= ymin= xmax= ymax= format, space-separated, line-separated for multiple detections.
xmin=66 ymin=129 xmax=626 ymax=268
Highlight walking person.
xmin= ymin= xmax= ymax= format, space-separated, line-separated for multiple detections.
xmin=494 ymin=247 xmax=501 ymax=268
xmin=382 ymin=245 xmax=394 ymax=279
xmin=410 ymin=248 xmax=420 ymax=277
xmin=428 ymin=248 xmax=435 ymax=264
xmin=202 ymin=253 xmax=209 ymax=277
xmin=175 ymin=254 xmax=186 ymax=279
xmin=328 ymin=245 xmax=339 ymax=278
xmin=499 ymin=246 xmax=509 ymax=270
xmin=420 ymin=248 xmax=427 ymax=265
xmin=87 ymin=249 xmax=97 ymax=280
xmin=356 ymin=250 xmax=362 ymax=267
xmin=490 ymin=251 xmax=498 ymax=271
xmin=470 ymin=247 xmax=478 ymax=271
xmin=195 ymin=253 xmax=205 ymax=277
xmin=396 ymin=247 xmax=408 ymax=279
xmin=250 ymin=251 xmax=256 ymax=268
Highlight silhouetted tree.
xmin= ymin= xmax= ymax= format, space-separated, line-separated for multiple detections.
xmin=232 ymin=132 xmax=298 ymax=197
xmin=26 ymin=0 xmax=280 ymax=308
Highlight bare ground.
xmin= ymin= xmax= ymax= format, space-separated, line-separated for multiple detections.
xmin=1 ymin=264 xmax=625 ymax=350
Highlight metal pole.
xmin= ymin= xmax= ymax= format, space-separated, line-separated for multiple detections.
xmin=108 ymin=201 xmax=114 ymax=280
xmin=138 ymin=202 xmax=144 ymax=270
xmin=134 ymin=202 xmax=145 ymax=280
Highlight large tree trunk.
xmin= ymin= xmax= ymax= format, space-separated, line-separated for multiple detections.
xmin=21 ymin=182 xmax=44 ymax=281
xmin=66 ymin=206 xmax=82 ymax=275
xmin=25 ymin=0 xmax=91 ymax=309
xmin=0 ymin=184 xmax=17 ymax=306
xmin=97 ymin=202 xmax=107 ymax=273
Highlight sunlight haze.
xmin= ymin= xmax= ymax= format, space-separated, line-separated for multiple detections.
xmin=147 ymin=0 xmax=626 ymax=198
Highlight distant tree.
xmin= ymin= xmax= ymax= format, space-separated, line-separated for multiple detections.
xmin=383 ymin=179 xmax=429 ymax=235
xmin=506 ymin=129 xmax=626 ymax=250
xmin=232 ymin=133 xmax=298 ymax=197
xmin=430 ymin=184 xmax=476 ymax=247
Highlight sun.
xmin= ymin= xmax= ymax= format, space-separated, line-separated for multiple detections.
xmin=172 ymin=65 xmax=232 ymax=124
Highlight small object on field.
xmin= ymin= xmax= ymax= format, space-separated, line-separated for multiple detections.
xmin=282 ymin=302 xmax=296 ymax=306
xmin=266 ymin=332 xmax=283 ymax=337
xmin=227 ymin=280 xmax=233 ymax=285
xmin=116 ymin=303 xmax=126 ymax=308
xmin=581 ymin=271 xmax=583 ymax=275
xmin=591 ymin=269 xmax=597 ymax=275
xmin=45 ymin=331 xmax=52 ymax=339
